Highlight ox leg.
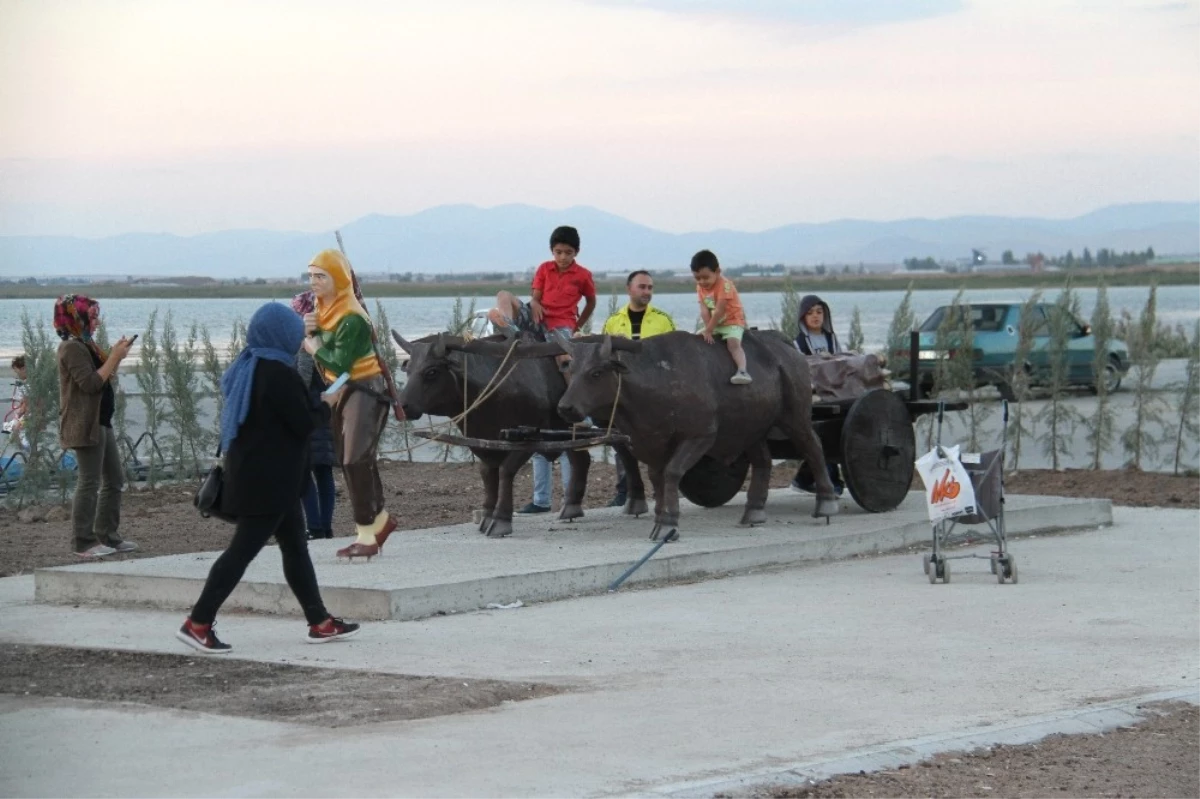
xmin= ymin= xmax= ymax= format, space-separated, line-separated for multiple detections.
xmin=560 ymin=448 xmax=591 ymax=521
xmin=484 ymin=451 xmax=534 ymax=538
xmin=776 ymin=420 xmax=840 ymax=520
xmin=738 ymin=441 xmax=772 ymax=527
xmin=615 ymin=444 xmax=648 ymax=517
xmin=474 ymin=450 xmax=502 ymax=534
xmin=651 ymin=438 xmax=715 ymax=541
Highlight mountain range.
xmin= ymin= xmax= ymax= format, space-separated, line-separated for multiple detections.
xmin=2 ymin=201 xmax=1196 ymax=279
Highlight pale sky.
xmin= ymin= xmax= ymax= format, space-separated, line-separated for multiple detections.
xmin=1 ymin=0 xmax=1197 ymax=238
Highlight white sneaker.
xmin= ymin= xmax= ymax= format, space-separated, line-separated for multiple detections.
xmin=730 ymin=371 xmax=753 ymax=385
xmin=112 ymin=541 xmax=139 ymax=553
xmin=75 ymin=544 xmax=117 ymax=559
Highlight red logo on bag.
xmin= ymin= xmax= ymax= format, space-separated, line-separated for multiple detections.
xmin=930 ymin=469 xmax=961 ymax=504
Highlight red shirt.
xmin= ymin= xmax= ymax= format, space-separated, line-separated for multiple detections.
xmin=532 ymin=260 xmax=595 ymax=331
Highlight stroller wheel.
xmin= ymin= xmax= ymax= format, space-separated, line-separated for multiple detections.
xmin=1006 ymin=556 xmax=1018 ymax=584
xmin=922 ymin=554 xmax=932 ymax=575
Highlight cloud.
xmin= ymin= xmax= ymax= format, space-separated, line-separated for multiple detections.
xmin=584 ymin=0 xmax=965 ymax=27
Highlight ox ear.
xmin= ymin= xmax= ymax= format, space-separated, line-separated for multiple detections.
xmin=391 ymin=330 xmax=413 ymax=354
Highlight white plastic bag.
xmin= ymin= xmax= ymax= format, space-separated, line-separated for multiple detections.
xmin=914 ymin=445 xmax=978 ymax=523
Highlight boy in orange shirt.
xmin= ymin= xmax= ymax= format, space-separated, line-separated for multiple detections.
xmin=691 ymin=249 xmax=751 ymax=384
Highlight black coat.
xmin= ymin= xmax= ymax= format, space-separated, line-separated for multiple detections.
xmin=221 ymin=359 xmax=331 ymax=517
xmin=295 ymin=351 xmax=335 ymax=467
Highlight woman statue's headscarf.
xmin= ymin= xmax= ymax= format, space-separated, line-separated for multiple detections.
xmin=310 ymin=250 xmax=370 ymax=332
xmin=219 ymin=302 xmax=306 ymax=452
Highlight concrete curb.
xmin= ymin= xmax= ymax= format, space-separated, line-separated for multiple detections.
xmin=652 ymin=688 xmax=1200 ymax=798
xmin=33 ymin=496 xmax=1111 ymax=621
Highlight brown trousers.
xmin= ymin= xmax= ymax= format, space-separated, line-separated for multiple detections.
xmin=71 ymin=425 xmax=124 ymax=552
xmin=331 ymin=377 xmax=389 ymax=525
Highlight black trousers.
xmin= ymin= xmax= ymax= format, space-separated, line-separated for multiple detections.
xmin=190 ymin=502 xmax=329 ymax=626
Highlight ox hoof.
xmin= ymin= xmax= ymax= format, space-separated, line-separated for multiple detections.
xmin=649 ymin=523 xmax=680 ymax=542
xmin=738 ymin=508 xmax=767 ymax=527
xmin=812 ymin=498 xmax=841 ymax=519
xmin=483 ymin=518 xmax=514 ymax=538
xmin=559 ymin=503 xmax=584 ymax=521
xmin=625 ymin=498 xmax=649 ymax=517
xmin=477 ymin=514 xmax=493 ymax=534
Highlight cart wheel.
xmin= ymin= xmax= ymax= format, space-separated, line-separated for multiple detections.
xmin=841 ymin=390 xmax=917 ymax=513
xmin=941 ymin=559 xmax=950 ymax=583
xmin=927 ymin=560 xmax=939 ymax=584
xmin=679 ymin=455 xmax=750 ymax=508
xmin=995 ymin=558 xmax=1006 ymax=584
xmin=1006 ymin=556 xmax=1018 ymax=584
xmin=922 ymin=554 xmax=932 ymax=575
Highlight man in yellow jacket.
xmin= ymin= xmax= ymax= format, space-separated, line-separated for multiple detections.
xmin=601 ymin=270 xmax=676 ymax=506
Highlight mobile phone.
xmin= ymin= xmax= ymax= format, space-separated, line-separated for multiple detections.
xmin=322 ymin=372 xmax=350 ymax=396
xmin=128 ymin=334 xmax=139 ymax=344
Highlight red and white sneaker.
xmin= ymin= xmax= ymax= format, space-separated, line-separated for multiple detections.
xmin=175 ymin=618 xmax=232 ymax=654
xmin=307 ymin=617 xmax=361 ymax=644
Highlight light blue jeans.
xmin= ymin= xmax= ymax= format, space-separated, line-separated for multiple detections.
xmin=532 ymin=452 xmax=571 ymax=508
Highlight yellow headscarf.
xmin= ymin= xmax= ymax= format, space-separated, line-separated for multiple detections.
xmin=311 ymin=250 xmax=369 ymax=332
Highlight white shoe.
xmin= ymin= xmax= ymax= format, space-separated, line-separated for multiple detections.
xmin=112 ymin=541 xmax=139 ymax=553
xmin=730 ymin=371 xmax=753 ymax=385
xmin=75 ymin=544 xmax=117 ymax=559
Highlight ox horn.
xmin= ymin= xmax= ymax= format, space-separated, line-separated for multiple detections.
xmin=450 ymin=338 xmax=568 ymax=359
xmin=432 ymin=333 xmax=447 ymax=359
xmin=600 ymin=334 xmax=613 ymax=361
xmin=390 ymin=330 xmax=413 ymax=354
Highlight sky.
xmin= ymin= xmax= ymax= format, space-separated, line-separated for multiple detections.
xmin=0 ymin=0 xmax=1197 ymax=238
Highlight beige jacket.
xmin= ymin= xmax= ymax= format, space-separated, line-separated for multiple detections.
xmin=57 ymin=339 xmax=110 ymax=449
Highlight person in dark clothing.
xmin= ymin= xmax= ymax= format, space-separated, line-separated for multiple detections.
xmin=792 ymin=294 xmax=845 ymax=496
xmin=176 ymin=302 xmax=360 ymax=654
xmin=292 ymin=292 xmax=337 ymax=540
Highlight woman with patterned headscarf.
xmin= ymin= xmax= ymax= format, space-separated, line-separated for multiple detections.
xmin=302 ymin=250 xmax=395 ymax=560
xmin=54 ymin=294 xmax=137 ymax=559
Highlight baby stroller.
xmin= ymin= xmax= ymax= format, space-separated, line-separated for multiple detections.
xmin=922 ymin=400 xmax=1016 ymax=584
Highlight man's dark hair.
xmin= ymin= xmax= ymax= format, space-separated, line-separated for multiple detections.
xmin=626 ymin=269 xmax=652 ymax=286
xmin=11 ymin=355 xmax=25 ymax=370
xmin=689 ymin=250 xmax=720 ymax=273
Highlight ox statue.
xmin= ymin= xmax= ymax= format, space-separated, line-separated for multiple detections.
xmin=392 ymin=332 xmax=648 ymax=537
xmin=535 ymin=330 xmax=840 ymax=539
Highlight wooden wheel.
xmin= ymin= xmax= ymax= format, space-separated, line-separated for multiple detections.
xmin=840 ymin=390 xmax=916 ymax=513
xmin=679 ymin=455 xmax=750 ymax=508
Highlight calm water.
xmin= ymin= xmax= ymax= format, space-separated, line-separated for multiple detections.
xmin=2 ymin=285 xmax=1197 ymax=359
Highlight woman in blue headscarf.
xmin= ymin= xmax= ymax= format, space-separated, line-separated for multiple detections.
xmin=176 ymin=302 xmax=361 ymax=654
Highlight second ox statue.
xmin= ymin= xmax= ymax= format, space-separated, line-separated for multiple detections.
xmin=392 ymin=332 xmax=648 ymax=537
xmin=491 ymin=330 xmax=840 ymax=540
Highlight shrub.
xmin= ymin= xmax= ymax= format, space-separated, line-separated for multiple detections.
xmin=1121 ymin=284 xmax=1170 ymax=469
xmin=1172 ymin=321 xmax=1200 ymax=475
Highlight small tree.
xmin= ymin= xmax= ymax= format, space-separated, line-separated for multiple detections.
xmin=847 ymin=306 xmax=864 ymax=352
xmin=885 ymin=282 xmax=916 ymax=376
xmin=9 ymin=313 xmax=61 ymax=508
xmin=161 ymin=313 xmax=208 ymax=477
xmin=1086 ymin=280 xmax=1117 ymax=470
xmin=134 ymin=310 xmax=167 ymax=486
xmin=1005 ymin=292 xmax=1041 ymax=473
xmin=446 ymin=297 xmax=478 ymax=338
xmin=1035 ymin=284 xmax=1087 ymax=470
xmin=1121 ymin=284 xmax=1169 ymax=470
xmin=1172 ymin=321 xmax=1200 ymax=475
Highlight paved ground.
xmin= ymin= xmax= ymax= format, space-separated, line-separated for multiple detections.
xmin=0 ymin=505 xmax=1195 ymax=797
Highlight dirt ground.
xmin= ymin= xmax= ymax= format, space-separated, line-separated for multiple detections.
xmin=0 ymin=643 xmax=561 ymax=727
xmin=1 ymin=459 xmax=1197 ymax=796
xmin=747 ymin=702 xmax=1199 ymax=799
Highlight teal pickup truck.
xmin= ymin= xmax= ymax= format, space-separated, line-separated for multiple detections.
xmin=896 ymin=301 xmax=1129 ymax=401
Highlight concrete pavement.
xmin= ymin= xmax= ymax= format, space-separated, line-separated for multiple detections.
xmin=0 ymin=505 xmax=1196 ymax=797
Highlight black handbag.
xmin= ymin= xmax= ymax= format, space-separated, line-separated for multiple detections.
xmin=194 ymin=445 xmax=237 ymax=523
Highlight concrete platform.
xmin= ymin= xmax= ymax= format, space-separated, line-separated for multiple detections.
xmin=33 ymin=489 xmax=1110 ymax=621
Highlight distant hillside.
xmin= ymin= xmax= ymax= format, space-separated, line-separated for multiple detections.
xmin=2 ymin=201 xmax=1196 ymax=278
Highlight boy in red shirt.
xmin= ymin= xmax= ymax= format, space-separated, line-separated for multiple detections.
xmin=691 ymin=249 xmax=752 ymax=385
xmin=487 ymin=225 xmax=596 ymax=373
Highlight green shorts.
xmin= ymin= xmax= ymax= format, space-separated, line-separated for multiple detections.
xmin=714 ymin=324 xmax=744 ymax=341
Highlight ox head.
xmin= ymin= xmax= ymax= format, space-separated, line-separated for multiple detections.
xmin=557 ymin=335 xmax=641 ymax=423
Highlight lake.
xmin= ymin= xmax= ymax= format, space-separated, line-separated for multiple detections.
xmin=2 ymin=285 xmax=1197 ymax=360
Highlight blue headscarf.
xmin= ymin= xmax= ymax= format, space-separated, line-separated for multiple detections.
xmin=219 ymin=302 xmax=306 ymax=452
